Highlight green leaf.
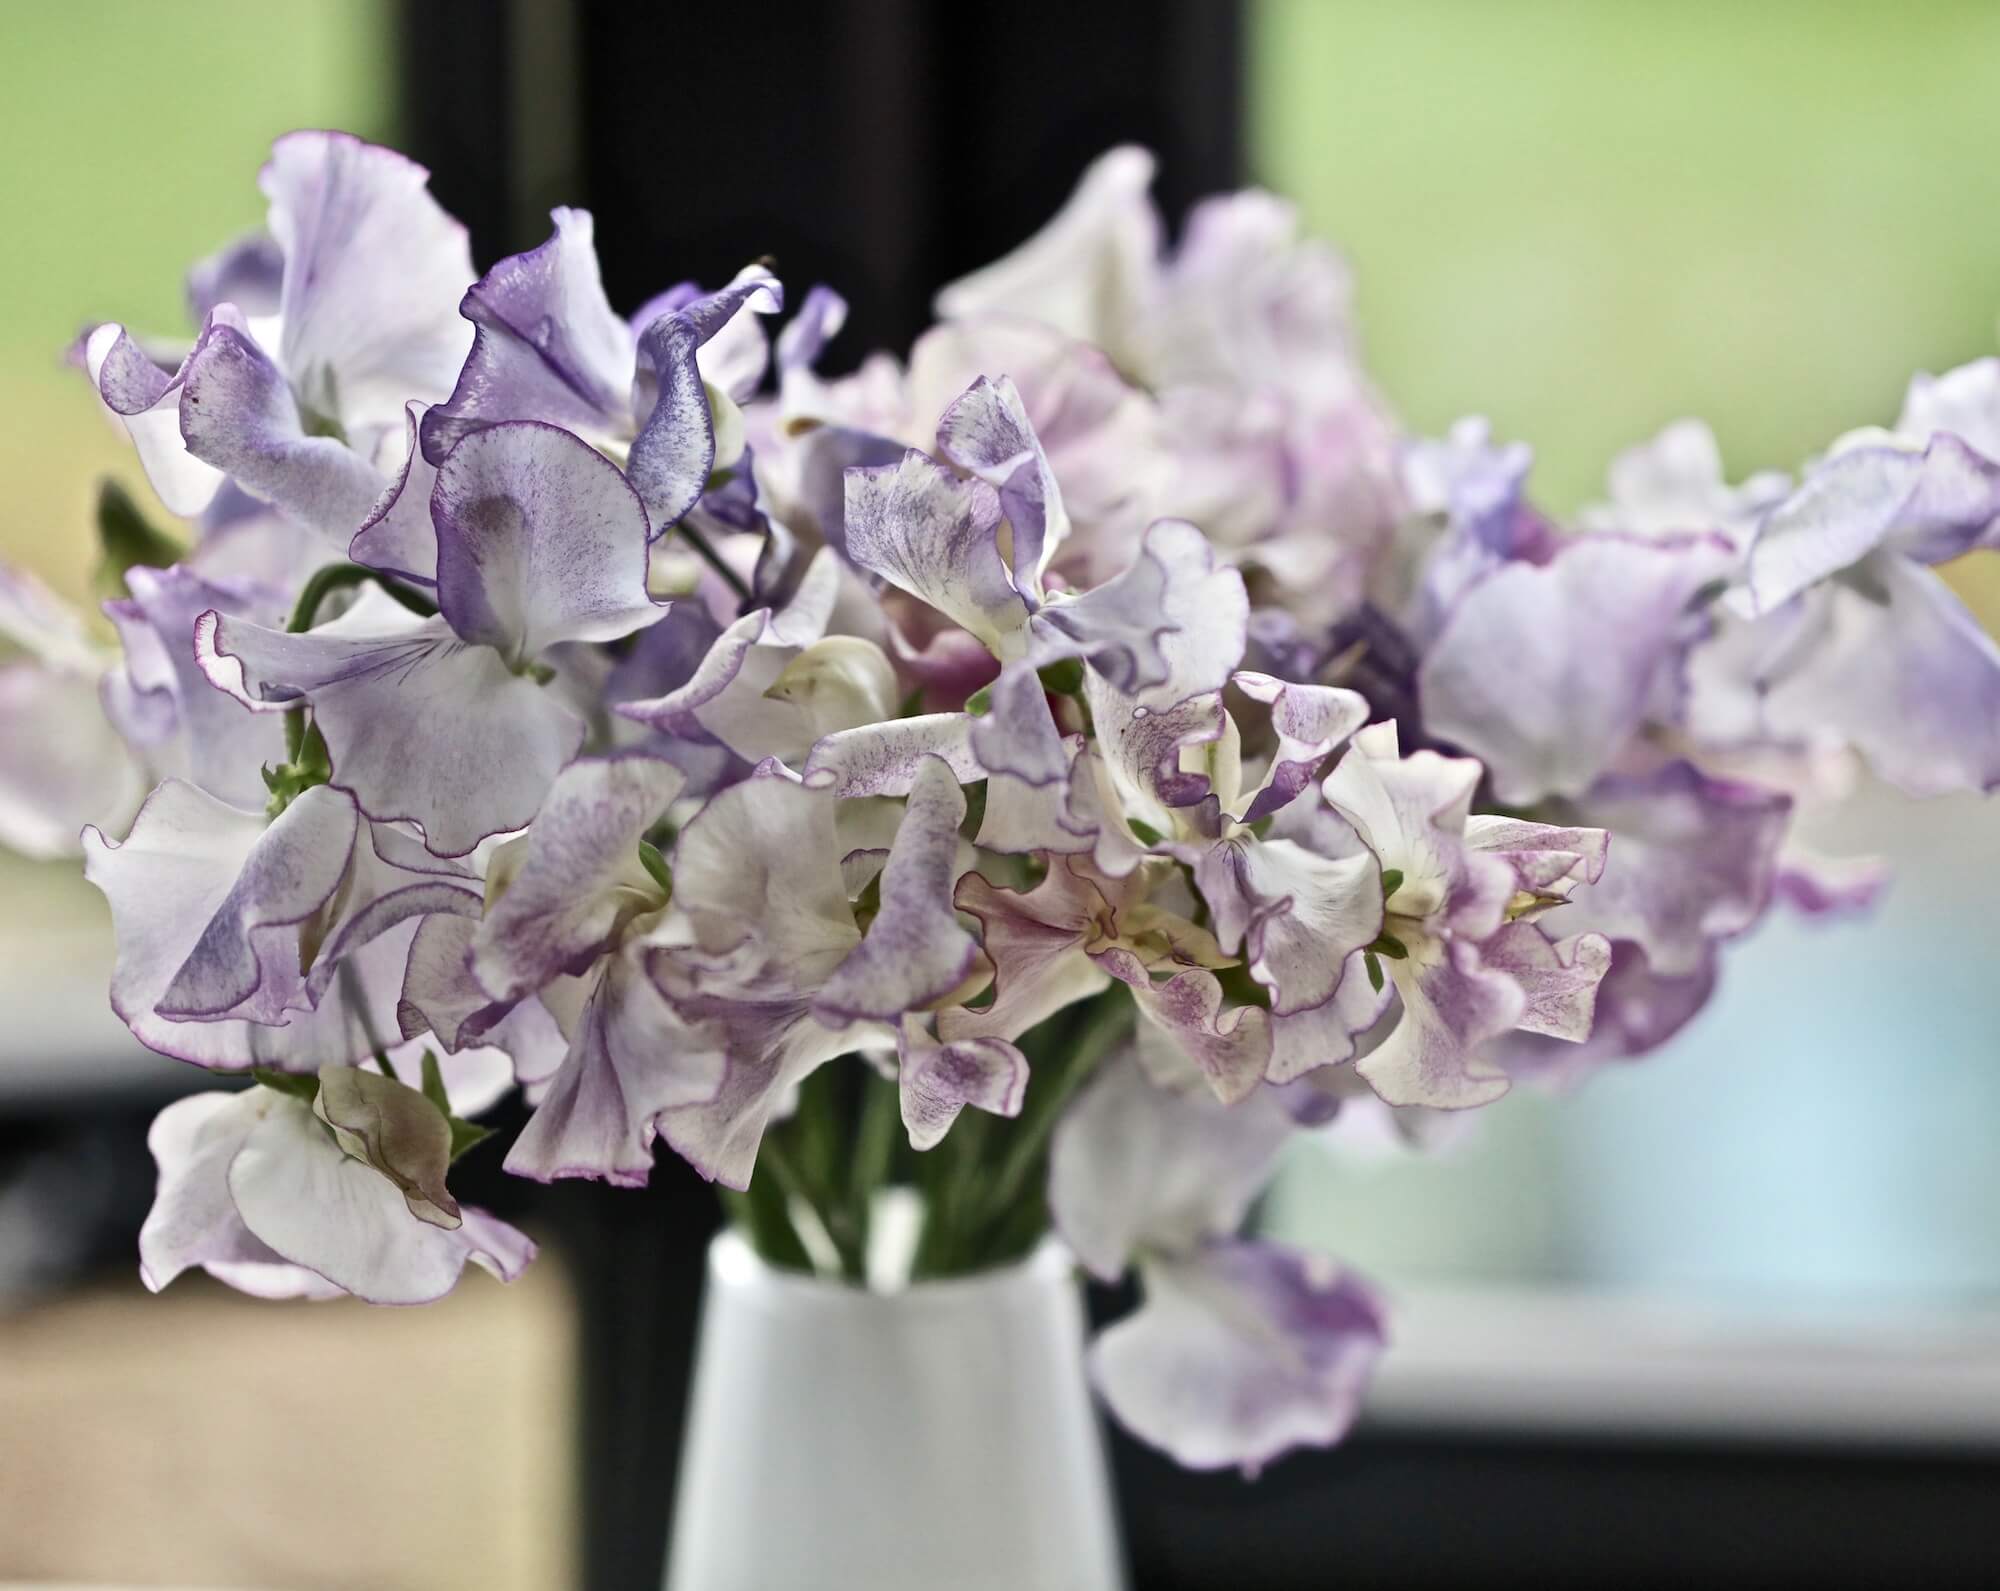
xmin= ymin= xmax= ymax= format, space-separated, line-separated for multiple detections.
xmin=1035 ymin=657 xmax=1085 ymax=697
xmin=1378 ymin=867 xmax=1404 ymax=899
xmin=92 ymin=479 xmax=183 ymax=600
xmin=1364 ymin=950 xmax=1384 ymax=993
xmin=1127 ymin=817 xmax=1164 ymax=847
xmin=958 ymin=778 xmax=989 ymax=842
xmin=447 ymin=1117 xmax=496 ymax=1162
xmin=251 ymin=1066 xmax=320 ymax=1105
xmin=637 ymin=839 xmax=673 ymax=896
xmin=419 ymin=1050 xmax=449 ymax=1114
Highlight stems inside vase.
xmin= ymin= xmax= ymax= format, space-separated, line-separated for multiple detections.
xmin=721 ymin=985 xmax=1136 ymax=1284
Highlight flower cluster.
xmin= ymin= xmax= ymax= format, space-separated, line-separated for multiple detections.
xmin=6 ymin=134 xmax=1997 ymax=1472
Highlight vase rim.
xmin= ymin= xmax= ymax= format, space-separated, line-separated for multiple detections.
xmin=708 ymin=1226 xmax=1077 ymax=1309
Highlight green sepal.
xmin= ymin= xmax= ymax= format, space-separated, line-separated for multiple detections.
xmin=1035 ymin=657 xmax=1085 ymax=697
xmin=897 ymin=685 xmax=927 ymax=718
xmin=1378 ymin=867 xmax=1405 ymax=899
xmin=92 ymin=479 xmax=183 ymax=601
xmin=1364 ymin=951 xmax=1384 ymax=993
xmin=1127 ymin=817 xmax=1164 ymax=847
xmin=965 ymin=683 xmax=993 ymax=716
xmin=637 ymin=839 xmax=673 ymax=896
xmin=251 ymin=1066 xmax=320 ymax=1105
xmin=420 ymin=1048 xmax=498 ymax=1163
xmin=1367 ymin=931 xmax=1409 ymax=960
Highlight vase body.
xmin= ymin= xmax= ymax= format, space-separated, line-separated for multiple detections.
xmin=664 ymin=1230 xmax=1126 ymax=1591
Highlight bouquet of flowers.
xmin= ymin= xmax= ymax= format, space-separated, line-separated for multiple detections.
xmin=5 ymin=133 xmax=1997 ymax=1474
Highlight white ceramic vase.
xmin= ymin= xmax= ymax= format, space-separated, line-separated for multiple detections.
xmin=664 ymin=1229 xmax=1127 ymax=1590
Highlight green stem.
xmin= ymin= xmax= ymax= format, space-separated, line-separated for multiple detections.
xmin=845 ymin=1069 xmax=901 ymax=1281
xmin=287 ymin=561 xmax=435 ymax=634
xmin=974 ymin=988 xmax=1134 ymax=1240
xmin=670 ymin=520 xmax=752 ymax=605
xmin=719 ymin=1176 xmax=811 ymax=1272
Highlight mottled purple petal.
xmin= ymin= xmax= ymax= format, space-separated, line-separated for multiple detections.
xmin=197 ymin=587 xmax=585 ymax=854
xmin=1356 ymin=937 xmax=1523 ymax=1109
xmin=1478 ymin=922 xmax=1612 ymax=1040
xmin=801 ymin=712 xmax=984 ymax=797
xmin=628 ymin=266 xmax=782 ymax=528
xmin=815 ymin=756 xmax=979 ymax=1023
xmin=1419 ymin=533 xmax=1733 ymax=803
xmin=180 ymin=315 xmax=390 ymax=544
xmin=1228 ymin=673 xmax=1369 ymax=823
xmin=83 ymin=323 xmax=224 ymax=517
xmin=504 ymin=948 xmax=725 ymax=1186
xmin=936 ymin=374 xmax=1068 ymax=598
xmin=1092 ymin=947 xmax=1272 ymax=1105
xmin=1041 ymin=519 xmax=1246 ymax=698
xmin=842 ymin=449 xmax=1022 ymax=649
xmin=473 ymin=754 xmax=685 ymax=999
xmin=1093 ymin=1241 xmax=1383 ymax=1475
xmin=431 ymin=420 xmax=657 ymax=662
xmin=420 ymin=207 xmax=633 ymax=462
xmin=897 ymin=1023 xmax=1028 ymax=1151
xmin=349 ymin=401 xmax=442 ymax=583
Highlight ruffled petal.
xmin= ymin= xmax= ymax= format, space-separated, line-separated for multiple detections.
xmin=419 ymin=207 xmax=634 ymax=462
xmin=262 ymin=131 xmax=475 ymax=426
xmin=1478 ymin=922 xmax=1613 ymax=1040
xmin=472 ymin=753 xmax=685 ymax=1000
xmin=1761 ymin=555 xmax=2000 ymax=796
xmin=841 ymin=449 xmax=1022 ymax=650
xmin=228 ymin=1093 xmax=532 ymax=1304
xmin=1045 ymin=518 xmax=1248 ymax=699
xmin=503 ymin=948 xmax=725 ymax=1186
xmin=897 ymin=1023 xmax=1028 ymax=1151
xmin=942 ymin=861 xmax=1114 ymax=1046
xmin=1419 ymin=532 xmax=1732 ymax=803
xmin=1093 ymin=1241 xmax=1383 ymax=1475
xmin=1356 ymin=936 xmax=1524 ymax=1109
xmin=1227 ymin=673 xmax=1369 ymax=824
xmin=0 ymin=662 xmax=146 ymax=859
xmin=801 ymin=712 xmax=984 ymax=797
xmin=935 ymin=374 xmax=1068 ymax=599
xmin=627 ymin=266 xmax=782 ymax=528
xmin=180 ymin=313 xmax=393 ymax=544
xmin=1092 ymin=948 xmax=1271 ymax=1105
xmin=348 ymin=401 xmax=442 ymax=584
xmin=432 ymin=420 xmax=657 ymax=662
xmin=313 ymin=1063 xmax=461 ymax=1227
xmin=139 ymin=1090 xmax=313 ymax=1294
xmin=83 ymin=324 xmax=224 ymax=517
xmin=1544 ymin=761 xmax=1789 ymax=979
xmin=1048 ymin=1051 xmax=1294 ymax=1279
xmin=815 ymin=756 xmax=980 ymax=1023
xmin=196 ymin=587 xmax=585 ymax=854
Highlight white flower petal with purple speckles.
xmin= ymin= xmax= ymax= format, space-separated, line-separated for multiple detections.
xmin=1499 ymin=940 xmax=1717 ymax=1086
xmin=1048 ymin=1051 xmax=1294 ymax=1279
xmin=936 ymin=374 xmax=1069 ymax=600
xmin=83 ymin=324 xmax=224 ymax=517
xmin=1091 ymin=947 xmax=1271 ymax=1105
xmin=841 ymin=449 xmax=1022 ymax=649
xmin=197 ymin=586 xmax=585 ymax=855
xmin=473 ymin=754 xmax=685 ymax=1000
xmin=431 ymin=421 xmax=658 ymax=664
xmin=504 ymin=947 xmax=725 ymax=1186
xmin=1092 ymin=1240 xmax=1383 ymax=1475
xmin=1539 ymin=761 xmax=1788 ymax=979
xmin=628 ymin=266 xmax=782 ymax=529
xmin=897 ymin=1021 xmax=1029 ymax=1151
xmin=1478 ymin=922 xmax=1612 ymax=1041
xmin=229 ymin=1091 xmax=531 ymax=1304
xmin=180 ymin=314 xmax=392 ymax=545
xmin=1226 ymin=673 xmax=1370 ymax=824
xmin=941 ymin=864 xmax=1114 ymax=1047
xmin=1419 ymin=532 xmax=1733 ymax=804
xmin=349 ymin=402 xmax=443 ymax=583
xmin=801 ymin=712 xmax=984 ymax=797
xmin=1047 ymin=519 xmax=1247 ymax=700
xmin=421 ymin=207 xmax=634 ymax=462
xmin=261 ymin=131 xmax=475 ymax=427
xmin=816 ymin=757 xmax=979 ymax=1024
xmin=1461 ymin=814 xmax=1609 ymax=900
xmin=1356 ymin=936 xmax=1523 ymax=1109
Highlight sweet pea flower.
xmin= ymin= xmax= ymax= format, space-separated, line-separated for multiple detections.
xmin=196 ymin=421 xmax=661 ymax=853
xmin=1050 ymin=1052 xmax=1384 ymax=1475
xmin=139 ymin=1045 xmax=531 ymax=1305
xmin=86 ymin=133 xmax=474 ymax=545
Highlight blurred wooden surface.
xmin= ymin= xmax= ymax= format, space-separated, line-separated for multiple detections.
xmin=0 ymin=1258 xmax=576 ymax=1590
